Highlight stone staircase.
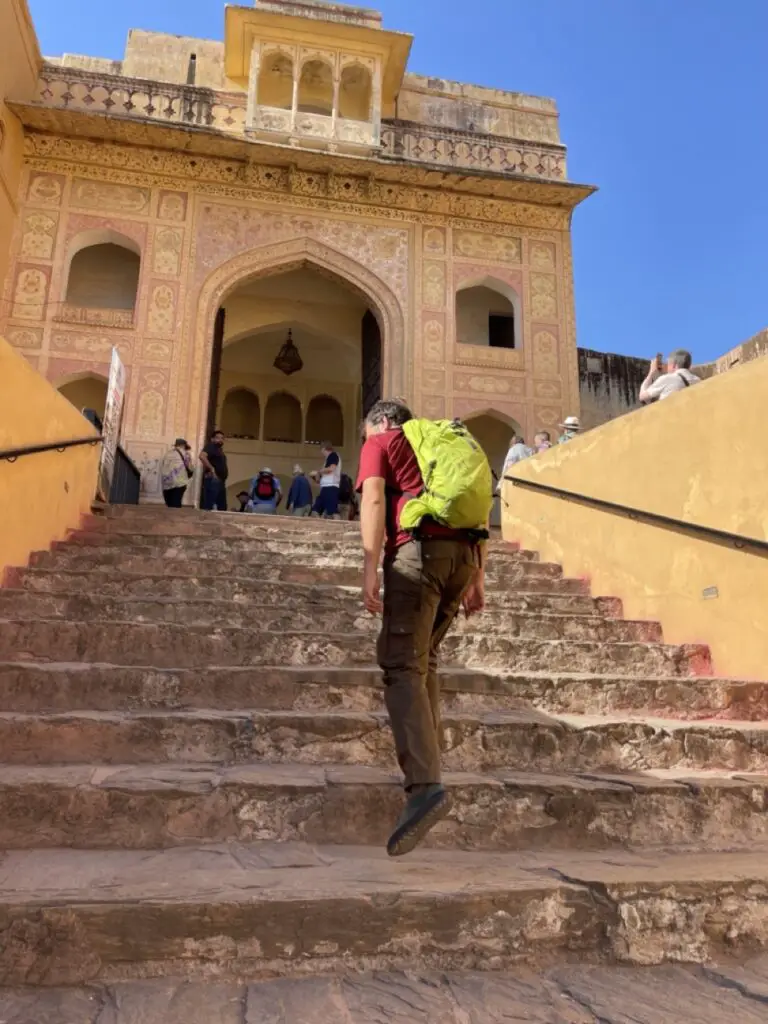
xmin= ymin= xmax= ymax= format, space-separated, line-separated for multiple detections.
xmin=2 ymin=505 xmax=768 ymax=1017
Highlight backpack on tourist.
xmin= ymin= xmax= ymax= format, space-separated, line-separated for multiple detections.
xmin=253 ymin=472 xmax=276 ymax=502
xmin=400 ymin=418 xmax=493 ymax=532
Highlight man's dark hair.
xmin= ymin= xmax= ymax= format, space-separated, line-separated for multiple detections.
xmin=211 ymin=428 xmax=224 ymax=439
xmin=366 ymin=399 xmax=413 ymax=428
xmin=669 ymin=349 xmax=692 ymax=370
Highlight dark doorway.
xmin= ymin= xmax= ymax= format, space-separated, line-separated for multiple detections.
xmin=361 ymin=309 xmax=381 ymax=417
xmin=205 ymin=307 xmax=226 ymax=441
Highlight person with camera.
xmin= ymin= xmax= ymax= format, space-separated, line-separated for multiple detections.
xmin=160 ymin=438 xmax=194 ymax=508
xmin=640 ymin=349 xmax=700 ymax=403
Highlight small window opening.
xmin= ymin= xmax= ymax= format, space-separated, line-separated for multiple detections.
xmin=488 ymin=314 xmax=515 ymax=349
xmin=187 ymin=53 xmax=197 ymax=85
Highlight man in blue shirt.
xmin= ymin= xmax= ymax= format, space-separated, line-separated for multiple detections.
xmin=286 ymin=464 xmax=313 ymax=517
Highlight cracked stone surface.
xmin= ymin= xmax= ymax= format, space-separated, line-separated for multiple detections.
xmin=5 ymin=963 xmax=768 ymax=1023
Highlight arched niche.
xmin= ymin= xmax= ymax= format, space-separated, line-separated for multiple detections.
xmin=464 ymin=410 xmax=522 ymax=528
xmin=65 ymin=229 xmax=141 ymax=311
xmin=258 ymin=51 xmax=294 ymax=110
xmin=221 ymin=387 xmax=261 ymax=439
xmin=57 ymin=372 xmax=109 ymax=421
xmin=306 ymin=394 xmax=344 ymax=446
xmin=264 ymin=391 xmax=302 ymax=443
xmin=456 ymin=277 xmax=520 ymax=350
xmin=297 ymin=59 xmax=333 ymax=116
xmin=339 ymin=63 xmax=372 ymax=121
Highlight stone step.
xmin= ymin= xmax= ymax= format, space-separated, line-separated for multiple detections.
xmin=12 ymin=960 xmax=768 ymax=1023
xmin=0 ymin=707 xmax=760 ymax=772
xmin=0 ymin=662 xmax=752 ymax=719
xmin=1 ymin=761 xmax=766 ymax=853
xmin=0 ymin=591 xmax=661 ymax=643
xmin=12 ymin=567 xmax=616 ymax=616
xmin=0 ymin=619 xmax=706 ymax=675
xmin=27 ymin=550 xmax=589 ymax=592
xmin=51 ymin=539 xmax=543 ymax=579
xmin=70 ymin=527 xmax=535 ymax=561
xmin=2 ymin=842 xmax=768 ymax=984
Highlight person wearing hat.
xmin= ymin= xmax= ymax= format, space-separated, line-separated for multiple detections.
xmin=558 ymin=416 xmax=581 ymax=444
xmin=249 ymin=467 xmax=282 ymax=515
xmin=160 ymin=437 xmax=194 ymax=508
xmin=233 ymin=490 xmax=251 ymax=513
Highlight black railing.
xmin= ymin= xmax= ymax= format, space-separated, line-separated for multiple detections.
xmin=504 ymin=475 xmax=768 ymax=555
xmin=0 ymin=436 xmax=101 ymax=463
xmin=109 ymin=446 xmax=141 ymax=505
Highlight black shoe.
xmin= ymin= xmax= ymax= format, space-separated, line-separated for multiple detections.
xmin=386 ymin=784 xmax=452 ymax=857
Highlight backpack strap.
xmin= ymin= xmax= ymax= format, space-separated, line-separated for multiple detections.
xmin=678 ymin=372 xmax=690 ymax=388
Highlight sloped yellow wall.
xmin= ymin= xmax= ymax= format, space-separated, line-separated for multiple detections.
xmin=0 ymin=338 xmax=100 ymax=576
xmin=503 ymin=358 xmax=768 ymax=679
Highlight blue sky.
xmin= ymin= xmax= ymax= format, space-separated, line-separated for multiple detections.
xmin=30 ymin=0 xmax=768 ymax=362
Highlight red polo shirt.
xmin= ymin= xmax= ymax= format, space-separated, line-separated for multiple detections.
xmin=356 ymin=427 xmax=458 ymax=558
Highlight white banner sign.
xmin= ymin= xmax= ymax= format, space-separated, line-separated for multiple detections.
xmin=97 ymin=347 xmax=127 ymax=501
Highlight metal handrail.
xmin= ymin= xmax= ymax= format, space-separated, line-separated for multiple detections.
xmin=504 ymin=474 xmax=768 ymax=554
xmin=0 ymin=436 xmax=101 ymax=463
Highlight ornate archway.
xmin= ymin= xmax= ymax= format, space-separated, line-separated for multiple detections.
xmin=188 ymin=237 xmax=405 ymax=447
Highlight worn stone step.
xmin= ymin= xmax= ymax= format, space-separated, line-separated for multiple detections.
xmin=11 ymin=960 xmax=768 ymax=1024
xmin=2 ymin=842 xmax=768 ymax=984
xmin=0 ymin=619 xmax=705 ymax=675
xmin=0 ymin=662 xmax=750 ymax=720
xmin=88 ymin=510 xmax=514 ymax=546
xmin=0 ymin=761 xmax=766 ymax=853
xmin=0 ymin=591 xmax=661 ymax=643
xmin=40 ymin=545 xmax=551 ymax=586
xmin=0 ymin=707 xmax=761 ymax=772
xmin=12 ymin=567 xmax=615 ymax=616
xmin=0 ymin=663 xmax=747 ymax=718
xmin=68 ymin=528 xmax=537 ymax=562
xmin=30 ymin=548 xmax=571 ymax=589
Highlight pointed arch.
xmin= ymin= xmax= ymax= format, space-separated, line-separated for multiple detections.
xmin=191 ymin=236 xmax=405 ymax=448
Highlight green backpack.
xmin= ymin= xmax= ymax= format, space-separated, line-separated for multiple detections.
xmin=400 ymin=418 xmax=493 ymax=532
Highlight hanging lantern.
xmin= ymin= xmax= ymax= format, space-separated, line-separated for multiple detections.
xmin=273 ymin=328 xmax=303 ymax=376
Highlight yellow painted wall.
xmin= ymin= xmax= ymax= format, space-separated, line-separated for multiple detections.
xmin=0 ymin=337 xmax=100 ymax=576
xmin=0 ymin=0 xmax=40 ymax=289
xmin=502 ymin=357 xmax=768 ymax=679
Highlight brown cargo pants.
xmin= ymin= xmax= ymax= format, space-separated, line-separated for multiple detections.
xmin=377 ymin=538 xmax=478 ymax=790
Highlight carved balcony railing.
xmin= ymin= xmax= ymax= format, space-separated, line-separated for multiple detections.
xmin=35 ymin=64 xmax=247 ymax=136
xmin=380 ymin=121 xmax=567 ymax=180
xmin=30 ymin=64 xmax=567 ymax=180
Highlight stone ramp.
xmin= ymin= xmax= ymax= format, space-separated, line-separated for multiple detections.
xmin=7 ymin=962 xmax=768 ymax=1023
xmin=1 ymin=504 xmax=768 ymax=997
